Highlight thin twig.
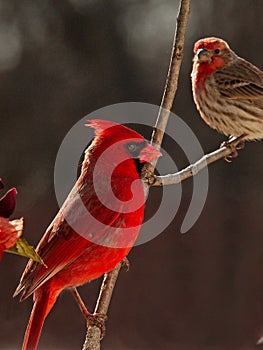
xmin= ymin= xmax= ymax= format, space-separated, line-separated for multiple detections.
xmin=82 ymin=263 xmax=122 ymax=350
xmin=152 ymin=136 xmax=246 ymax=186
xmin=82 ymin=1 xmax=191 ymax=349
xmin=143 ymin=0 xmax=190 ymax=180
xmin=151 ymin=0 xmax=190 ymax=155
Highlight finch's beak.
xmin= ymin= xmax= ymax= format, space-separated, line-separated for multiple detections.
xmin=139 ymin=143 xmax=162 ymax=163
xmin=196 ymin=48 xmax=212 ymax=63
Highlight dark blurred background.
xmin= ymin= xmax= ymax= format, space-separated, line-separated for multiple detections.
xmin=1 ymin=0 xmax=263 ymax=349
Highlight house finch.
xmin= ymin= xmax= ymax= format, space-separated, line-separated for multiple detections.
xmin=14 ymin=120 xmax=161 ymax=350
xmin=191 ymin=37 xmax=263 ymax=140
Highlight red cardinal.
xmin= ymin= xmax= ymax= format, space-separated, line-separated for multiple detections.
xmin=14 ymin=120 xmax=161 ymax=350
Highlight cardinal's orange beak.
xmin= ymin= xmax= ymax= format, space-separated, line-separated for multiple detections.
xmin=139 ymin=143 xmax=162 ymax=163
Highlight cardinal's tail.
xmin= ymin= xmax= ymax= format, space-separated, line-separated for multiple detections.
xmin=23 ymin=288 xmax=58 ymax=350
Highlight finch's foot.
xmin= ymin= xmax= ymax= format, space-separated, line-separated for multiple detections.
xmin=220 ymin=135 xmax=246 ymax=162
xmin=235 ymin=140 xmax=245 ymax=150
xmin=86 ymin=313 xmax=108 ymax=338
xmin=122 ymin=257 xmax=130 ymax=271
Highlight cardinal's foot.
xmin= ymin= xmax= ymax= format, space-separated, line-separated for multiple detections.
xmin=122 ymin=257 xmax=130 ymax=271
xmin=86 ymin=313 xmax=108 ymax=338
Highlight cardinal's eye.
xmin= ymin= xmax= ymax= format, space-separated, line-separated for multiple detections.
xmin=214 ymin=48 xmax=220 ymax=54
xmin=125 ymin=141 xmax=146 ymax=157
xmin=127 ymin=143 xmax=138 ymax=153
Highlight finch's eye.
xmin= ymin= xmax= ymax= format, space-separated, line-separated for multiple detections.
xmin=214 ymin=48 xmax=220 ymax=54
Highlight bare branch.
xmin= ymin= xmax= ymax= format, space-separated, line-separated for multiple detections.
xmin=82 ymin=263 xmax=122 ymax=350
xmin=151 ymin=0 xmax=190 ymax=151
xmin=152 ymin=136 xmax=246 ymax=186
xmin=82 ymin=1 xmax=191 ymax=349
xmin=143 ymin=0 xmax=190 ymax=181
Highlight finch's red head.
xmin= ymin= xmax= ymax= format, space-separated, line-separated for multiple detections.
xmin=192 ymin=37 xmax=237 ymax=84
xmin=194 ymin=37 xmax=230 ymax=54
xmin=193 ymin=37 xmax=236 ymax=67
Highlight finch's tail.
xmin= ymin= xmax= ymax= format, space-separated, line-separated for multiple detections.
xmin=23 ymin=288 xmax=58 ymax=350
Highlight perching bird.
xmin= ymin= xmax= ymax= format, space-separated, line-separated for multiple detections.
xmin=14 ymin=119 xmax=161 ymax=350
xmin=191 ymin=37 xmax=263 ymax=141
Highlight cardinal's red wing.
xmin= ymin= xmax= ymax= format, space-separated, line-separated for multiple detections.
xmin=15 ymin=180 xmax=125 ymax=300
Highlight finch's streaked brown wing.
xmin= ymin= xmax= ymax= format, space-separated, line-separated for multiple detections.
xmin=214 ymin=59 xmax=263 ymax=109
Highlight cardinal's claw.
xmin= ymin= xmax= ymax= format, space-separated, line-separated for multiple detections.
xmin=86 ymin=313 xmax=108 ymax=339
xmin=122 ymin=257 xmax=130 ymax=271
